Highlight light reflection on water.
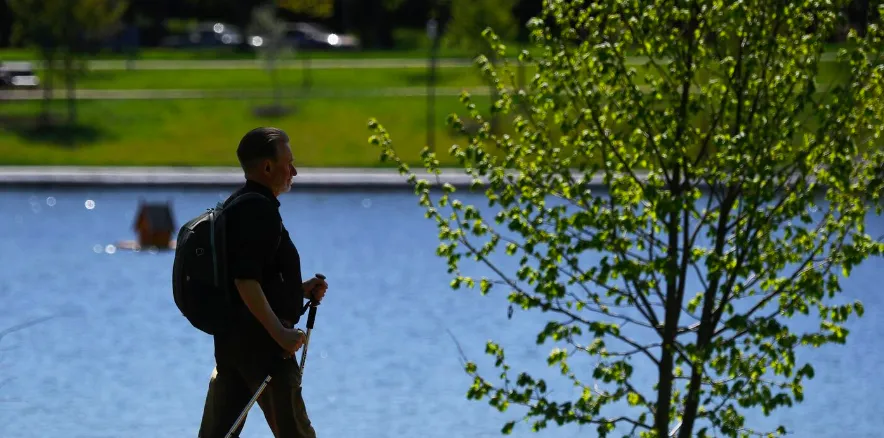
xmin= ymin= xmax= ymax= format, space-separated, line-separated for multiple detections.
xmin=0 ymin=187 xmax=880 ymax=438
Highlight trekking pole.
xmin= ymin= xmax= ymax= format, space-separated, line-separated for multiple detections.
xmin=299 ymin=288 xmax=320 ymax=381
xmin=224 ymin=374 xmax=271 ymax=438
xmin=223 ymin=273 xmax=325 ymax=438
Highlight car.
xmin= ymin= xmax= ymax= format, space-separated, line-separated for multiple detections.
xmin=247 ymin=22 xmax=360 ymax=51
xmin=160 ymin=22 xmax=244 ymax=49
xmin=0 ymin=61 xmax=40 ymax=89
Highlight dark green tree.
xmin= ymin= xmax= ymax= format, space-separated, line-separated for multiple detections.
xmin=9 ymin=0 xmax=127 ymax=124
xmin=446 ymin=0 xmax=520 ymax=132
xmin=445 ymin=0 xmax=518 ymax=56
xmin=9 ymin=0 xmax=65 ymax=123
xmin=369 ymin=0 xmax=884 ymax=437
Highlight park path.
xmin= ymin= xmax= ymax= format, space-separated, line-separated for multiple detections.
xmin=1 ymin=86 xmax=493 ymax=100
xmin=15 ymin=58 xmax=474 ymax=71
xmin=5 ymin=81 xmax=834 ymax=101
xmin=12 ymin=52 xmax=840 ymax=71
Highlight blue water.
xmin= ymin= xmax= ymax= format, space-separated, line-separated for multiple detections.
xmin=0 ymin=187 xmax=881 ymax=438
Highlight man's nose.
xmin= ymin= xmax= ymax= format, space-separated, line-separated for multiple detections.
xmin=291 ymin=164 xmax=297 ymax=176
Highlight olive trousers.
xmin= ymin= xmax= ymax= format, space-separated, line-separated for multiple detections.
xmin=197 ymin=355 xmax=316 ymax=438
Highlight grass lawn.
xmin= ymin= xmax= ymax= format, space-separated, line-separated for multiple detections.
xmin=0 ymin=43 xmax=852 ymax=62
xmin=0 ymin=45 xmax=862 ymax=169
xmin=65 ymin=66 xmax=500 ymax=90
xmin=0 ymin=95 xmax=491 ymax=167
xmin=33 ymin=59 xmax=848 ymax=92
xmin=3 ymin=86 xmax=866 ymax=169
xmin=0 ymin=47 xmax=513 ymax=62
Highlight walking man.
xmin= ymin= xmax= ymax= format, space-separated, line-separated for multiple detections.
xmin=198 ymin=127 xmax=327 ymax=438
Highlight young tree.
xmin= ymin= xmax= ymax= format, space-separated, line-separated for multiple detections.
xmin=8 ymin=0 xmax=65 ymax=124
xmin=248 ymin=3 xmax=290 ymax=114
xmin=277 ymin=0 xmax=335 ymax=91
xmin=59 ymin=0 xmax=128 ymax=124
xmin=9 ymin=0 xmax=127 ymax=125
xmin=369 ymin=0 xmax=884 ymax=437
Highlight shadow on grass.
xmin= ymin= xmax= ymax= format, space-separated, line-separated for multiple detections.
xmin=81 ymin=70 xmax=118 ymax=82
xmin=251 ymin=103 xmax=297 ymax=119
xmin=0 ymin=114 xmax=112 ymax=148
xmin=398 ymin=69 xmax=482 ymax=87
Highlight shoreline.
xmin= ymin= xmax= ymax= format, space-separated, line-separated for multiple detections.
xmin=0 ymin=165 xmax=652 ymax=190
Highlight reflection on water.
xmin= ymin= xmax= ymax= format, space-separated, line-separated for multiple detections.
xmin=0 ymin=187 xmax=881 ymax=438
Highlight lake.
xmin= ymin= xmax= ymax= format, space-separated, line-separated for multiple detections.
xmin=0 ymin=186 xmax=881 ymax=438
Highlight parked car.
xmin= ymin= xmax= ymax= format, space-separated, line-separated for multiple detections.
xmin=248 ymin=22 xmax=360 ymax=51
xmin=0 ymin=61 xmax=40 ymax=89
xmin=160 ymin=22 xmax=244 ymax=49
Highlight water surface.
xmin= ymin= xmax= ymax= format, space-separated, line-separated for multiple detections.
xmin=0 ymin=187 xmax=880 ymax=437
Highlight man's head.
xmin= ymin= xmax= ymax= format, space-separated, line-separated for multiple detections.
xmin=236 ymin=127 xmax=297 ymax=196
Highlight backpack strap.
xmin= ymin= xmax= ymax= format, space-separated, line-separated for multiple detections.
xmin=222 ymin=192 xmax=282 ymax=249
xmin=223 ymin=192 xmax=273 ymax=210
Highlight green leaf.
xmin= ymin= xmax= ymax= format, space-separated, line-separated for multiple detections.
xmin=627 ymin=392 xmax=641 ymax=406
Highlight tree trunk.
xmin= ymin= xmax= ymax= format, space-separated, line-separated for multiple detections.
xmin=655 ymin=168 xmax=683 ymax=437
xmin=271 ymin=61 xmax=281 ymax=108
xmin=63 ymin=56 xmax=77 ymax=125
xmin=301 ymin=47 xmax=312 ymax=91
xmin=40 ymin=53 xmax=55 ymax=126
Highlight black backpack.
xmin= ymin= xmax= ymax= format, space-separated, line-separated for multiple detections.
xmin=171 ymin=192 xmax=274 ymax=335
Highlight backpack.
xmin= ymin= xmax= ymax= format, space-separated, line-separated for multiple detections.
xmin=171 ymin=192 xmax=275 ymax=335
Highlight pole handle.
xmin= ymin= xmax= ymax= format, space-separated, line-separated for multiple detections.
xmin=301 ymin=273 xmax=325 ymax=320
xmin=306 ymin=305 xmax=318 ymax=330
xmin=299 ymin=273 xmax=324 ymax=376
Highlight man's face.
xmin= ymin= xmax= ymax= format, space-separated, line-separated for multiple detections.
xmin=269 ymin=141 xmax=297 ymax=195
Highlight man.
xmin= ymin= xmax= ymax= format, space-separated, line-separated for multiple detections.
xmin=198 ymin=127 xmax=328 ymax=438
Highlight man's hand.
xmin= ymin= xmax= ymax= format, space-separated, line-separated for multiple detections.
xmin=303 ymin=276 xmax=328 ymax=303
xmin=277 ymin=327 xmax=307 ymax=357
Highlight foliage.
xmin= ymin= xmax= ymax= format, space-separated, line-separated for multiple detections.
xmin=277 ymin=0 xmax=334 ymax=18
xmin=368 ymin=0 xmax=884 ymax=437
xmin=445 ymin=0 xmax=519 ymax=57
xmin=9 ymin=0 xmax=127 ymax=50
xmin=249 ymin=4 xmax=290 ymax=58
xmin=8 ymin=0 xmax=127 ymax=123
xmin=248 ymin=3 xmax=290 ymax=108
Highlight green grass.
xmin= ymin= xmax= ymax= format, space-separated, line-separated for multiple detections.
xmin=64 ymin=66 xmax=500 ymax=90
xmin=2 ymin=85 xmax=878 ymax=169
xmin=0 ymin=95 xmax=491 ymax=167
xmin=0 ymin=44 xmax=861 ymax=169
xmin=30 ymin=59 xmax=848 ymax=92
xmin=0 ymin=47 xmax=513 ymax=62
xmin=0 ymin=42 xmax=853 ymax=62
